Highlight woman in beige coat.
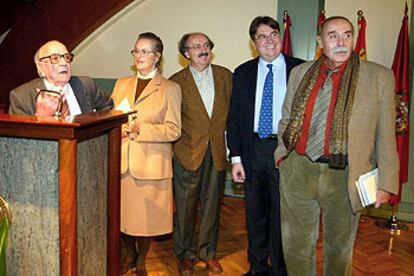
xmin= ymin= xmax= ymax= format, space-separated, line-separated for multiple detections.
xmin=111 ymin=32 xmax=181 ymax=275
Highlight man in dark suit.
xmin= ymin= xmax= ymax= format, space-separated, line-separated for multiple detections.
xmin=9 ymin=40 xmax=113 ymax=115
xmin=226 ymin=16 xmax=303 ymax=276
xmin=170 ymin=32 xmax=232 ymax=275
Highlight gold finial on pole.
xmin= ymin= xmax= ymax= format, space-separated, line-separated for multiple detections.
xmin=405 ymin=1 xmax=408 ymax=16
xmin=357 ymin=10 xmax=364 ymax=18
xmin=284 ymin=10 xmax=288 ymax=20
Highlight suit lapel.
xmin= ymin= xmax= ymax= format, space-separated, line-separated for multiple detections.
xmin=284 ymin=55 xmax=295 ymax=82
xmin=352 ymin=63 xmax=369 ymax=111
xmin=69 ymin=77 xmax=89 ymax=113
xmin=210 ymin=65 xmax=227 ymax=122
xmin=34 ymin=78 xmax=47 ymax=95
xmin=136 ymin=72 xmax=161 ymax=104
xmin=124 ymin=77 xmax=137 ymax=109
xmin=246 ymin=59 xmax=259 ymax=130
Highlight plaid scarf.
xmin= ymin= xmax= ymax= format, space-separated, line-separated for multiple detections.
xmin=282 ymin=53 xmax=360 ymax=168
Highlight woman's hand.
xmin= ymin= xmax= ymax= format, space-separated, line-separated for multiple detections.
xmin=129 ymin=118 xmax=140 ymax=134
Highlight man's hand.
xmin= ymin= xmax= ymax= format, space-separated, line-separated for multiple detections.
xmin=275 ymin=157 xmax=285 ymax=168
xmin=375 ymin=190 xmax=391 ymax=208
xmin=35 ymin=89 xmax=60 ymax=116
xmin=232 ymin=163 xmax=246 ymax=183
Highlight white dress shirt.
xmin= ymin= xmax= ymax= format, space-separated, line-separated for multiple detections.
xmin=43 ymin=79 xmax=82 ymax=115
xmin=253 ymin=54 xmax=287 ymax=133
xmin=231 ymin=54 xmax=287 ymax=164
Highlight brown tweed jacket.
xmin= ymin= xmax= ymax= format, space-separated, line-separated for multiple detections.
xmin=275 ymin=60 xmax=399 ymax=213
xmin=170 ymin=64 xmax=232 ymax=171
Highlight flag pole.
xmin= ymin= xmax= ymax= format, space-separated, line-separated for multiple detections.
xmin=386 ymin=1 xmax=408 ymax=239
xmin=378 ymin=2 xmax=410 ymax=246
xmin=386 ymin=204 xmax=402 ymax=235
xmin=355 ymin=10 xmax=367 ymax=60
xmin=314 ymin=9 xmax=325 ymax=60
xmin=282 ymin=10 xmax=293 ymax=57
xmin=405 ymin=1 xmax=408 ymax=16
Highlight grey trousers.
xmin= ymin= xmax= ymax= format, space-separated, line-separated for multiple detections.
xmin=173 ymin=147 xmax=225 ymax=261
xmin=279 ymin=151 xmax=360 ymax=276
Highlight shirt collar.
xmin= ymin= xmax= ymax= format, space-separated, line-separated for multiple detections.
xmin=259 ymin=53 xmax=285 ymax=69
xmin=137 ymin=68 xmax=157 ymax=79
xmin=189 ymin=64 xmax=212 ymax=76
xmin=321 ymin=56 xmax=348 ymax=76
xmin=43 ymin=78 xmax=70 ymax=92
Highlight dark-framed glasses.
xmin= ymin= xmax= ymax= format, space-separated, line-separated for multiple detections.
xmin=186 ymin=43 xmax=211 ymax=51
xmin=39 ymin=53 xmax=74 ymax=64
xmin=130 ymin=48 xmax=155 ymax=57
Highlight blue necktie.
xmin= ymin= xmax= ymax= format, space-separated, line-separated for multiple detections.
xmin=258 ymin=64 xmax=273 ymax=138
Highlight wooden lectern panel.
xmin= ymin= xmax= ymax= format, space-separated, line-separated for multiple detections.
xmin=0 ymin=110 xmax=132 ymax=275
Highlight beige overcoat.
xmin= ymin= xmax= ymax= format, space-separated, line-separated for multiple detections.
xmin=111 ymin=72 xmax=182 ymax=180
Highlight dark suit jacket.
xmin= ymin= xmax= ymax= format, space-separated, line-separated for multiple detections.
xmin=170 ymin=64 xmax=232 ymax=171
xmin=9 ymin=76 xmax=113 ymax=115
xmin=226 ymin=55 xmax=303 ymax=181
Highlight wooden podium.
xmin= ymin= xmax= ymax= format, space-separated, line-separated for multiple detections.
xmin=0 ymin=110 xmax=131 ymax=275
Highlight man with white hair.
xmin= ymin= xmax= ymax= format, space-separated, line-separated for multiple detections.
xmin=9 ymin=40 xmax=113 ymax=115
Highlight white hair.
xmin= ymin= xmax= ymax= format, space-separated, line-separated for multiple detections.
xmin=34 ymin=47 xmax=45 ymax=77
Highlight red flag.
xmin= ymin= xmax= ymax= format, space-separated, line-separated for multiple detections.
xmin=389 ymin=6 xmax=410 ymax=205
xmin=314 ymin=10 xmax=325 ymax=60
xmin=282 ymin=10 xmax=293 ymax=57
xmin=355 ymin=11 xmax=367 ymax=60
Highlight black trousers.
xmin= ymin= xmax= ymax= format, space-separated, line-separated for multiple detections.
xmin=244 ymin=136 xmax=287 ymax=276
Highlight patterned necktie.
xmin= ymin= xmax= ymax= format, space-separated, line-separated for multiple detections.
xmin=258 ymin=64 xmax=273 ymax=138
xmin=306 ymin=71 xmax=334 ymax=161
xmin=59 ymin=91 xmax=70 ymax=117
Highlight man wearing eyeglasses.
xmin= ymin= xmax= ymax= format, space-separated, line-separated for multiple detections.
xmin=170 ymin=32 xmax=232 ymax=275
xmin=226 ymin=16 xmax=303 ymax=276
xmin=9 ymin=40 xmax=113 ymax=116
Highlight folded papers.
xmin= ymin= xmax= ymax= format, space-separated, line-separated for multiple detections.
xmin=355 ymin=168 xmax=378 ymax=207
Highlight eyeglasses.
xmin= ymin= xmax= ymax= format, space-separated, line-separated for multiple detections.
xmin=255 ymin=31 xmax=280 ymax=42
xmin=186 ymin=43 xmax=211 ymax=51
xmin=39 ymin=53 xmax=74 ymax=64
xmin=130 ymin=48 xmax=155 ymax=57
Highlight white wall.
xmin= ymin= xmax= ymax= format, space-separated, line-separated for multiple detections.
xmin=72 ymin=0 xmax=278 ymax=78
xmin=72 ymin=0 xmax=411 ymax=79
xmin=325 ymin=0 xmax=411 ymax=68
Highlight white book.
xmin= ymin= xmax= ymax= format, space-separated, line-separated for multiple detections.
xmin=355 ymin=168 xmax=378 ymax=207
